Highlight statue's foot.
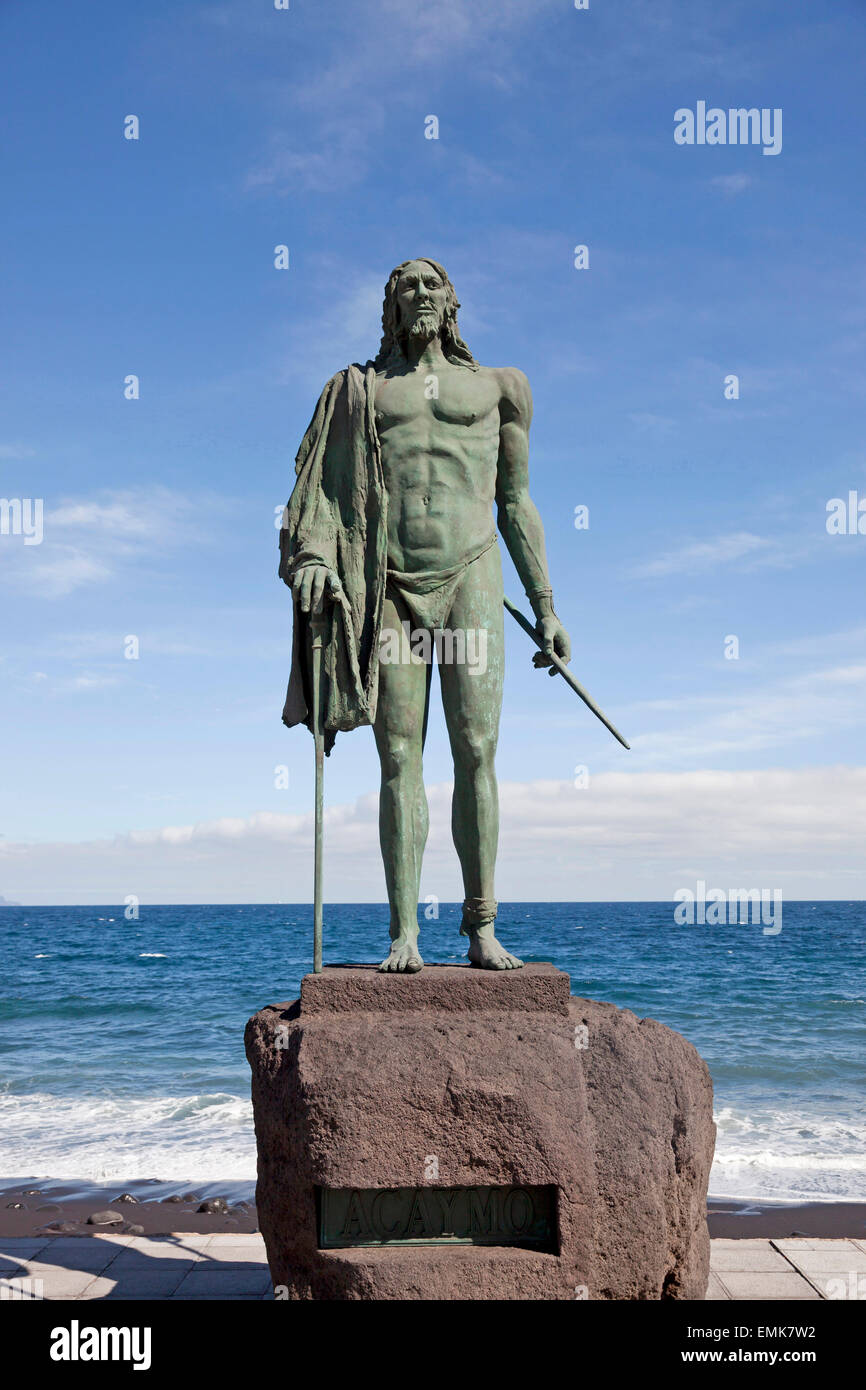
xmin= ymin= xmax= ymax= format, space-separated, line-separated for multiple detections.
xmin=466 ymin=925 xmax=523 ymax=971
xmin=379 ymin=936 xmax=424 ymax=973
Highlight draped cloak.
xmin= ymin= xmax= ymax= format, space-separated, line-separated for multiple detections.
xmin=279 ymin=363 xmax=387 ymax=754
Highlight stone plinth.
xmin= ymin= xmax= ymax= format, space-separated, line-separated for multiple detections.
xmin=245 ymin=963 xmax=714 ymax=1300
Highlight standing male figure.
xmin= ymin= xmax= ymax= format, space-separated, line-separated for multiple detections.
xmin=280 ymin=259 xmax=571 ymax=973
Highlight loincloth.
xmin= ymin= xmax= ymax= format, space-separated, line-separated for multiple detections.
xmin=385 ymin=533 xmax=497 ymax=633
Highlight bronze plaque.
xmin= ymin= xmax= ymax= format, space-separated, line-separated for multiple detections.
xmin=318 ymin=1185 xmax=556 ymax=1250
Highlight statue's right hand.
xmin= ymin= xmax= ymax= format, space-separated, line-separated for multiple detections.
xmin=292 ymin=565 xmax=343 ymax=615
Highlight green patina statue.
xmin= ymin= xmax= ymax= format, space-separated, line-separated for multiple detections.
xmin=279 ymin=259 xmax=571 ymax=973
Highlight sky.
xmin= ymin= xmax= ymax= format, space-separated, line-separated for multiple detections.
xmin=1 ymin=0 xmax=865 ymax=904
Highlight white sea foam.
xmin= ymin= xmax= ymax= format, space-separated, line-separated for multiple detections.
xmin=710 ymin=1104 xmax=866 ymax=1201
xmin=1 ymin=1092 xmax=863 ymax=1201
xmin=0 ymin=1092 xmax=256 ymax=1181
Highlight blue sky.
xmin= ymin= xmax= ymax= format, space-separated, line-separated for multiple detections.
xmin=1 ymin=0 xmax=865 ymax=903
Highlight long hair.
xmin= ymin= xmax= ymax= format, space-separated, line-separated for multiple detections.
xmin=373 ymin=258 xmax=478 ymax=370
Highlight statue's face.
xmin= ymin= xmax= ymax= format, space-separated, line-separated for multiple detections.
xmin=395 ymin=260 xmax=448 ymax=341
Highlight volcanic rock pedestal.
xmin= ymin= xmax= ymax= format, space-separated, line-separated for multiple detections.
xmin=245 ymin=963 xmax=715 ymax=1300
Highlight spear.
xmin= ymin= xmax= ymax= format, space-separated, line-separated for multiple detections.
xmin=309 ymin=610 xmax=327 ymax=973
xmin=503 ymin=596 xmax=630 ymax=750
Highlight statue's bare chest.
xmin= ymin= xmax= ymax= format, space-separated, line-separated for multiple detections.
xmin=373 ymin=368 xmax=499 ymax=435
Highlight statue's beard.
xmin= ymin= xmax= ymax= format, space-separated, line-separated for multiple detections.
xmin=407 ymin=311 xmax=441 ymax=341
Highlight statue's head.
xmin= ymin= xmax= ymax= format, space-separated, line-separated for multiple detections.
xmin=375 ymin=258 xmax=477 ymax=369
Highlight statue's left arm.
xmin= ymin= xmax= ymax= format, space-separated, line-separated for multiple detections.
xmin=495 ymin=368 xmax=572 ymax=669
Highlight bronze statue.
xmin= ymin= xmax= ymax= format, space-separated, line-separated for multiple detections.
xmin=280 ymin=259 xmax=573 ymax=973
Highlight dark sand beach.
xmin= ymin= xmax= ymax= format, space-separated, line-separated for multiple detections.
xmin=3 ymin=1180 xmax=864 ymax=1241
xmin=0 ymin=1180 xmax=259 ymax=1238
xmin=707 ymin=1197 xmax=866 ymax=1240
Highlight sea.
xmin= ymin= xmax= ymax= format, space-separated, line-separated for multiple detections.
xmin=1 ymin=902 xmax=864 ymax=1205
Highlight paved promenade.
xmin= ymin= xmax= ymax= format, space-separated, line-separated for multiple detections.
xmin=1 ymin=1234 xmax=864 ymax=1300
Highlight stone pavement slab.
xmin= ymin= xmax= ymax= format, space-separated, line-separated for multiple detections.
xmin=710 ymin=1239 xmax=793 ymax=1272
xmin=781 ymin=1249 xmax=866 ymax=1272
xmin=713 ymin=1270 xmax=821 ymax=1300
xmin=774 ymin=1238 xmax=863 ymax=1252
xmin=8 ymin=1268 xmax=100 ymax=1300
xmin=24 ymin=1239 xmax=126 ymax=1273
xmin=0 ymin=1238 xmax=55 ymax=1259
xmin=171 ymin=1265 xmax=272 ymax=1297
xmin=82 ymin=1270 xmax=192 ymax=1300
xmin=704 ymin=1272 xmax=730 ymax=1300
xmin=1 ymin=1234 xmax=862 ymax=1300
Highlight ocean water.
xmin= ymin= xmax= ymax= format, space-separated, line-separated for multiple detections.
xmin=1 ymin=902 xmax=864 ymax=1204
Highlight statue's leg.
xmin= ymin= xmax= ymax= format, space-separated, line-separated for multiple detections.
xmin=439 ymin=544 xmax=522 ymax=970
xmin=374 ymin=591 xmax=431 ymax=974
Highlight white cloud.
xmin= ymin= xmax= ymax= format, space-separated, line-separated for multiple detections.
xmin=241 ymin=0 xmax=565 ymax=195
xmin=292 ymin=0 xmax=562 ymax=104
xmin=709 ymin=173 xmax=754 ymax=196
xmin=47 ymin=499 xmax=161 ymax=537
xmin=620 ymin=659 xmax=866 ymax=766
xmin=278 ymin=270 xmax=387 ymax=388
xmin=628 ymin=411 xmax=678 ymax=437
xmin=766 ymin=624 xmax=866 ymax=661
xmin=3 ymin=768 xmax=864 ymax=905
xmin=12 ymin=551 xmax=113 ymax=598
xmin=631 ymin=531 xmax=783 ymax=579
xmin=69 ymin=673 xmax=121 ymax=691
xmin=246 ymin=121 xmax=377 ymax=196
xmin=0 ymin=487 xmax=226 ymax=599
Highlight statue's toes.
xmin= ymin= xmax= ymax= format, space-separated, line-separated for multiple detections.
xmin=380 ymin=948 xmax=423 ymax=974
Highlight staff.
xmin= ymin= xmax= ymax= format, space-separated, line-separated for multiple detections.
xmin=503 ymin=597 xmax=630 ymax=750
xmin=310 ymin=611 xmax=327 ymax=973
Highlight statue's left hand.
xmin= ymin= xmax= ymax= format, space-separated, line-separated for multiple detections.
xmin=532 ymin=617 xmax=572 ymax=674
